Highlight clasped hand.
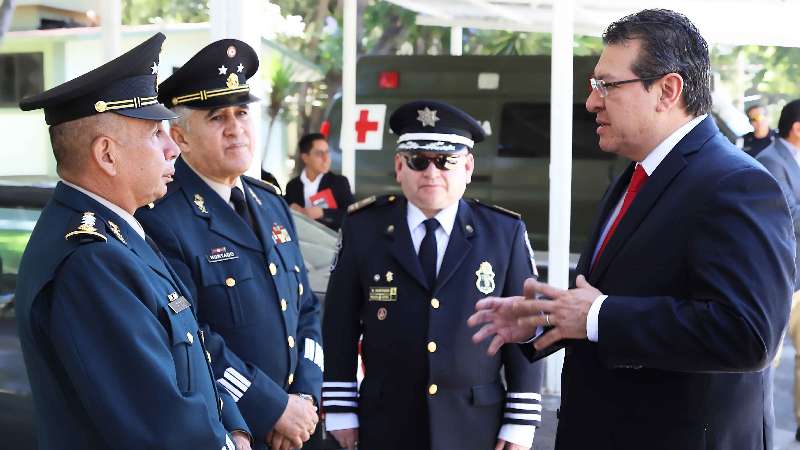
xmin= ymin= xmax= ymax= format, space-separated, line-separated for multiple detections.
xmin=467 ymin=275 xmax=601 ymax=355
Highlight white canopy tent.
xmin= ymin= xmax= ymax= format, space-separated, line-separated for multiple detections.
xmin=339 ymin=0 xmax=799 ymax=393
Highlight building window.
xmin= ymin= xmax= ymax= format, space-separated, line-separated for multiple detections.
xmin=498 ymin=102 xmax=612 ymax=159
xmin=0 ymin=53 xmax=44 ymax=107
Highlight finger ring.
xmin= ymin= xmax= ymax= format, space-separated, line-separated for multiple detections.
xmin=545 ymin=314 xmax=552 ymax=327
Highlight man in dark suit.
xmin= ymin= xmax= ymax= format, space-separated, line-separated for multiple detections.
xmin=757 ymin=99 xmax=800 ymax=441
xmin=322 ymin=101 xmax=543 ymax=450
xmin=136 ymin=39 xmax=320 ymax=450
xmin=285 ymin=133 xmax=354 ymax=231
xmin=15 ymin=34 xmax=250 ymax=450
xmin=469 ymin=9 xmax=794 ymax=450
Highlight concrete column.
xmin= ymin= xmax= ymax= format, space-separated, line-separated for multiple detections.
xmin=450 ymin=26 xmax=463 ymax=55
xmin=544 ymin=0 xmax=575 ymax=394
xmin=100 ymin=0 xmax=121 ymax=61
xmin=210 ymin=0 xmax=268 ymax=180
xmin=341 ymin=0 xmax=357 ymax=189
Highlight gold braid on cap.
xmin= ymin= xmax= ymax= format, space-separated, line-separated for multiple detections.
xmin=94 ymin=96 xmax=159 ymax=113
xmin=171 ymin=74 xmax=250 ymax=106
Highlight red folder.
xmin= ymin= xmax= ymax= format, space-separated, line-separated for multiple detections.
xmin=309 ymin=188 xmax=337 ymax=209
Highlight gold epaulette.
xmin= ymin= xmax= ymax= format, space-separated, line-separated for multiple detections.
xmin=347 ymin=194 xmax=399 ymax=214
xmin=469 ymin=198 xmax=522 ymax=219
xmin=64 ymin=212 xmax=107 ymax=243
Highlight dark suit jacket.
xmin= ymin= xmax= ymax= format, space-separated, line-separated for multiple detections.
xmin=757 ymin=138 xmax=800 ymax=288
xmin=285 ymin=171 xmax=354 ymax=231
xmin=323 ymin=196 xmax=543 ymax=450
xmin=552 ymin=117 xmax=794 ymax=450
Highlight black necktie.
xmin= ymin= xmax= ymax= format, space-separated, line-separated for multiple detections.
xmin=230 ymin=186 xmax=255 ymax=230
xmin=418 ymin=218 xmax=440 ymax=290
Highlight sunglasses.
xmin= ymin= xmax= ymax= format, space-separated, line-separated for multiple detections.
xmin=403 ymin=153 xmax=464 ymax=171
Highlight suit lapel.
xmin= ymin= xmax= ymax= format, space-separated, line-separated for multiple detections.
xmin=587 ymin=116 xmax=720 ymax=282
xmin=242 ymin=178 xmax=277 ymax=257
xmin=388 ymin=199 xmax=429 ymax=290
xmin=176 ymin=158 xmax=262 ymax=252
xmin=436 ymin=200 xmax=474 ymax=291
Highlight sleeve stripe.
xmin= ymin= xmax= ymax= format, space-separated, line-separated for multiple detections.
xmin=218 ymin=378 xmax=243 ymax=402
xmin=323 ymin=391 xmax=358 ymax=398
xmin=225 ymin=434 xmax=235 ymax=450
xmin=323 ymin=400 xmax=358 ymax=407
xmin=304 ymin=338 xmax=324 ymax=371
xmin=504 ymin=412 xmax=542 ymax=421
xmin=506 ymin=402 xmax=542 ymax=411
xmin=323 ymin=381 xmax=358 ymax=388
xmin=304 ymin=338 xmax=315 ymax=360
xmin=224 ymin=367 xmax=251 ymax=390
xmin=314 ymin=341 xmax=325 ymax=371
xmin=507 ymin=392 xmax=541 ymax=400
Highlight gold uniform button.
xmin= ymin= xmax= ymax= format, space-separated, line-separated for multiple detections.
xmin=288 ymin=373 xmax=294 ymax=385
xmin=269 ymin=263 xmax=278 ymax=276
xmin=428 ymin=384 xmax=438 ymax=395
xmin=294 ymin=265 xmax=300 ymax=273
xmin=431 ymin=298 xmax=440 ymax=309
xmin=298 ymin=283 xmax=304 ymax=296
xmin=427 ymin=341 xmax=437 ymax=353
xmin=225 ymin=277 xmax=236 ymax=287
xmin=288 ymin=336 xmax=295 ymax=348
xmin=280 ymin=298 xmax=288 ymax=311
xmin=186 ymin=332 xmax=194 ymax=345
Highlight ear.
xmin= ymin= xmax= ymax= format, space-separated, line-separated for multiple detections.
xmin=792 ymin=122 xmax=800 ymax=139
xmin=464 ymin=152 xmax=475 ymax=184
xmin=300 ymin=152 xmax=310 ymax=165
xmin=394 ymin=153 xmax=405 ymax=183
xmin=170 ymin=124 xmax=191 ymax=153
xmin=89 ymin=134 xmax=117 ymax=177
xmin=656 ymin=73 xmax=684 ymax=112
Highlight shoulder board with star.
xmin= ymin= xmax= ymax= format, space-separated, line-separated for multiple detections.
xmin=347 ymin=194 xmax=399 ymax=215
xmin=468 ymin=198 xmax=522 ymax=220
xmin=64 ymin=211 xmax=108 ymax=244
xmin=243 ymin=175 xmax=281 ymax=196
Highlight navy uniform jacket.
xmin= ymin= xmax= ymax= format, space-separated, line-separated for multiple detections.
xmin=15 ymin=183 xmax=247 ymax=450
xmin=137 ymin=157 xmax=323 ymax=445
xmin=549 ymin=117 xmax=794 ymax=450
xmin=284 ymin=171 xmax=355 ymax=231
xmin=322 ymin=196 xmax=543 ymax=450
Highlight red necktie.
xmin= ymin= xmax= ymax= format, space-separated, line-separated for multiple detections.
xmin=591 ymin=164 xmax=648 ymax=270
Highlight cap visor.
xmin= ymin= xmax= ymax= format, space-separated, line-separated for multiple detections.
xmin=114 ymin=103 xmax=178 ymax=121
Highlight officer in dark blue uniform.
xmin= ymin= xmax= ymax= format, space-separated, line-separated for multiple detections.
xmin=136 ymin=39 xmax=321 ymax=450
xmin=15 ymin=33 xmax=251 ymax=450
xmin=322 ymin=101 xmax=544 ymax=450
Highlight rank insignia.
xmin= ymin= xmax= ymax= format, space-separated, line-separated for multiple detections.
xmin=271 ymin=223 xmax=292 ymax=244
xmin=369 ymin=286 xmax=398 ymax=302
xmin=417 ymin=107 xmax=440 ymax=127
xmin=107 ymin=220 xmax=126 ymax=245
xmin=377 ymin=307 xmax=388 ymax=321
xmin=194 ymin=194 xmax=208 ymax=214
xmin=65 ymin=212 xmax=107 ymax=242
xmin=373 ymin=274 xmax=380 ymax=282
xmin=386 ymin=271 xmax=394 ymax=282
xmin=475 ymin=261 xmax=496 ymax=295
xmin=247 ymin=186 xmax=262 ymax=205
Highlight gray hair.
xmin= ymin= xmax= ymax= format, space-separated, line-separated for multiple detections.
xmin=169 ymin=105 xmax=193 ymax=132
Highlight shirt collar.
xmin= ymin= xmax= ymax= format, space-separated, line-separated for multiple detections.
xmin=300 ymin=169 xmax=323 ymax=185
xmin=406 ymin=200 xmax=459 ymax=237
xmin=779 ymin=137 xmax=800 ymax=156
xmin=184 ymin=159 xmax=244 ymax=204
xmin=639 ymin=114 xmax=707 ymax=176
xmin=61 ymin=180 xmax=146 ymax=240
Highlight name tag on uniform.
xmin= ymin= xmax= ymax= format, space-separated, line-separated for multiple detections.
xmin=206 ymin=246 xmax=238 ymax=263
xmin=369 ymin=286 xmax=398 ymax=302
xmin=168 ymin=296 xmax=191 ymax=314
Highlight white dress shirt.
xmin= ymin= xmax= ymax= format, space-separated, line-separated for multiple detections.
xmin=62 ymin=180 xmax=146 ymax=241
xmin=586 ymin=114 xmax=707 ymax=342
xmin=300 ymin=169 xmax=323 ymax=207
xmin=406 ymin=200 xmax=459 ymax=274
xmin=184 ymin=160 xmax=244 ymax=211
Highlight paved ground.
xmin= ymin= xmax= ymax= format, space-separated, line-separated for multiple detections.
xmin=532 ymin=339 xmax=800 ymax=450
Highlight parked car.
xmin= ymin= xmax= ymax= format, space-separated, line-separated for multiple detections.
xmin=0 ymin=177 xmax=342 ymax=449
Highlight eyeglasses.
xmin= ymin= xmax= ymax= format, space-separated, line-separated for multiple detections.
xmin=403 ymin=153 xmax=463 ymax=171
xmin=589 ymin=74 xmax=668 ymax=98
xmin=748 ymin=115 xmax=764 ymax=123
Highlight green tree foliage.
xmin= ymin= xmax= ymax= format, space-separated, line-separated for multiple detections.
xmin=122 ymin=0 xmax=209 ymax=25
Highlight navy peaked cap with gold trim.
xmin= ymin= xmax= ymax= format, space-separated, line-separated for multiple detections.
xmin=389 ymin=100 xmax=485 ymax=153
xmin=158 ymin=38 xmax=260 ymax=109
xmin=19 ymin=33 xmax=175 ymax=126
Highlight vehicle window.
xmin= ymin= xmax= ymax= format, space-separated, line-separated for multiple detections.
xmin=289 ymin=210 xmax=337 ymax=271
xmin=498 ymin=102 xmax=612 ymax=159
xmin=0 ymin=207 xmax=40 ymax=317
